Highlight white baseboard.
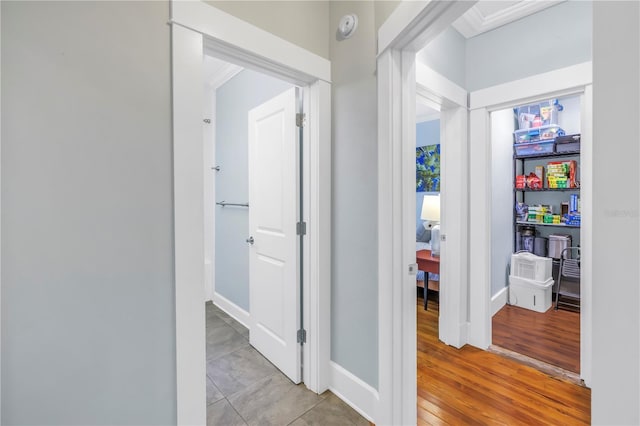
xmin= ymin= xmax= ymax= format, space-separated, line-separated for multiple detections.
xmin=491 ymin=286 xmax=508 ymax=317
xmin=213 ymin=292 xmax=250 ymax=329
xmin=328 ymin=361 xmax=377 ymax=423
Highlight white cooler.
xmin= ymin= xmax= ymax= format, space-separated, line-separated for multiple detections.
xmin=508 ymin=275 xmax=554 ymax=313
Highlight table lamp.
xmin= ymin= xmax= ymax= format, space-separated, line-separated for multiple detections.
xmin=421 ymin=194 xmax=441 ymax=256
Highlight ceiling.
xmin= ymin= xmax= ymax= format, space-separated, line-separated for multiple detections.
xmin=452 ymin=0 xmax=565 ymax=38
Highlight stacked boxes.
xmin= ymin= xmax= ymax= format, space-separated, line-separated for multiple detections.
xmin=547 ymin=160 xmax=577 ymax=188
xmin=509 ymin=252 xmax=554 ymax=313
xmin=527 ymin=205 xmax=552 ymax=223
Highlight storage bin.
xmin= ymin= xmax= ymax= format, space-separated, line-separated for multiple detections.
xmin=514 ymin=140 xmax=555 ymax=156
xmin=555 ymin=134 xmax=581 ymax=153
xmin=515 ymin=100 xmax=559 ymax=130
xmin=508 ymin=275 xmax=554 ymax=313
xmin=511 ymin=252 xmax=552 ymax=281
xmin=548 ymin=234 xmax=571 ymax=258
xmin=514 ymin=125 xmax=565 ymax=144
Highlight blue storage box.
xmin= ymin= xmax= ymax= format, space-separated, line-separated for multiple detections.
xmin=514 ymin=140 xmax=555 ymax=156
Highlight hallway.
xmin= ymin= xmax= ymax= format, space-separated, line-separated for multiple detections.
xmin=417 ymin=293 xmax=591 ymax=424
xmin=205 ymin=302 xmax=369 ymax=426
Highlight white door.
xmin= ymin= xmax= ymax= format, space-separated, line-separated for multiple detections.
xmin=248 ymin=87 xmax=301 ymax=383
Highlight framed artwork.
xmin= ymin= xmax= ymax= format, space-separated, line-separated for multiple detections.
xmin=416 ymin=144 xmax=440 ymax=192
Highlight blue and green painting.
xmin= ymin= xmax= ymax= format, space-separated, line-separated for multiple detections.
xmin=416 ymin=144 xmax=440 ymax=192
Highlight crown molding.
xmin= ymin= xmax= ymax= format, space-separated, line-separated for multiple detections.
xmin=206 ymin=61 xmax=243 ymax=90
xmin=452 ymin=0 xmax=566 ymax=39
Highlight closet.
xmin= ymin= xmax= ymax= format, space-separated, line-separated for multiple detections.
xmin=491 ymin=94 xmax=584 ymax=374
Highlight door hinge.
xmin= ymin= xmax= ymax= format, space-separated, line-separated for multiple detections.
xmin=297 ymin=329 xmax=307 ymax=344
xmin=296 ymin=221 xmax=307 ymax=236
xmin=296 ymin=113 xmax=306 ymax=128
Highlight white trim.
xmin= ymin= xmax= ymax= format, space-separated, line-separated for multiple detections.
xmin=303 ymin=80 xmax=332 ymax=393
xmin=213 ymin=292 xmax=250 ymax=329
xmin=376 ymin=48 xmax=400 ymax=426
xmin=172 ymin=24 xmax=207 ymax=426
xmin=470 ymin=62 xmax=592 ymax=111
xmin=328 ymin=361 xmax=378 ymax=424
xmin=580 ymin=85 xmax=593 ymax=387
xmin=377 ymin=4 xmax=474 ymax=423
xmin=378 ymin=1 xmax=475 ymax=54
xmin=171 ymin=1 xmax=330 ymax=84
xmin=468 ymin=107 xmax=492 ymax=350
xmin=203 ymin=85 xmax=215 ymax=303
xmin=416 ymin=62 xmax=467 ymax=109
xmin=171 ymin=2 xmax=332 ymax=422
xmin=438 ymin=104 xmax=469 ymax=349
xmin=206 ymin=62 xmax=242 ymax=90
xmin=452 ymin=1 xmax=565 ymax=39
xmin=400 ymin=50 xmax=417 ymax=424
xmin=0 ymin=2 xmax=3 ymax=418
xmin=491 ymin=286 xmax=508 ymax=317
xmin=467 ymin=67 xmax=593 ymax=384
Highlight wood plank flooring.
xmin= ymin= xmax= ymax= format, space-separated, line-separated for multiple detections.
xmin=417 ymin=293 xmax=590 ymax=425
xmin=492 ymin=303 xmax=580 ymax=373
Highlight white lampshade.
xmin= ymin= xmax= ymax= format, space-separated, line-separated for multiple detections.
xmin=420 ymin=194 xmax=440 ymax=222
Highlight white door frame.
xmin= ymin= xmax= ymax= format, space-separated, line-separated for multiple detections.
xmin=416 ymin=63 xmax=470 ymax=349
xmin=376 ymin=2 xmax=475 ymax=424
xmin=171 ymin=2 xmax=332 ymax=424
xmin=467 ymin=62 xmax=593 ymax=387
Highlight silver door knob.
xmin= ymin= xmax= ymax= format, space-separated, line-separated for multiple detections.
xmin=246 ymin=236 xmax=254 ymax=244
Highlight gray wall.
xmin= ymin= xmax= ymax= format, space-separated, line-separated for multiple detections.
xmin=416 ymin=27 xmax=466 ymax=89
xmin=330 ymin=0 xmax=378 ymax=388
xmin=205 ymin=1 xmax=330 ymax=60
xmin=465 ymin=0 xmax=592 ymax=92
xmin=592 ymin=1 xmax=639 ymax=423
xmin=214 ymin=69 xmax=292 ymax=311
xmin=416 ymin=119 xmax=440 ymax=229
xmin=1 ymin=1 xmax=175 ymax=424
xmin=374 ymin=0 xmax=401 ymax=33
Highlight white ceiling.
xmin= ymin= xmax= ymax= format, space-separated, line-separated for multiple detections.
xmin=416 ymin=101 xmax=439 ymax=123
xmin=452 ymin=0 xmax=566 ymax=39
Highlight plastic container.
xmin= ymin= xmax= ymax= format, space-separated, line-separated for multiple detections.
xmin=548 ymin=234 xmax=571 ymax=259
xmin=511 ymin=252 xmax=552 ymax=282
xmin=555 ymin=134 xmax=581 ymax=153
xmin=514 ymin=140 xmax=555 ymax=156
xmin=515 ymin=100 xmax=559 ymax=130
xmin=508 ymin=275 xmax=554 ymax=313
xmin=534 ymin=237 xmax=548 ymax=257
xmin=514 ymin=124 xmax=565 ymax=144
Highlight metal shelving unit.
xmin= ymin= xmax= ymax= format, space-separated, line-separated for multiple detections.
xmin=513 ymin=147 xmax=581 ymax=252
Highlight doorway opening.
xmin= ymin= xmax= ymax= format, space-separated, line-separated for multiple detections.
xmin=171 ymin=2 xmax=332 ymax=423
xmin=377 ymin=1 xmax=593 ymax=423
xmin=202 ymin=54 xmax=305 ymax=384
xmin=490 ymin=93 xmax=585 ymax=378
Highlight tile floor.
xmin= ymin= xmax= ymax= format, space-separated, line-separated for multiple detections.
xmin=205 ymin=302 xmax=369 ymax=426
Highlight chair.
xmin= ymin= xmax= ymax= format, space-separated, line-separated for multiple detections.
xmin=417 ymin=270 xmax=428 ymax=310
xmin=555 ymin=247 xmax=580 ymax=311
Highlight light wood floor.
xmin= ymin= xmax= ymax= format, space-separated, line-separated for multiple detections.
xmin=417 ymin=293 xmax=590 ymax=425
xmin=492 ymin=303 xmax=580 ymax=373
